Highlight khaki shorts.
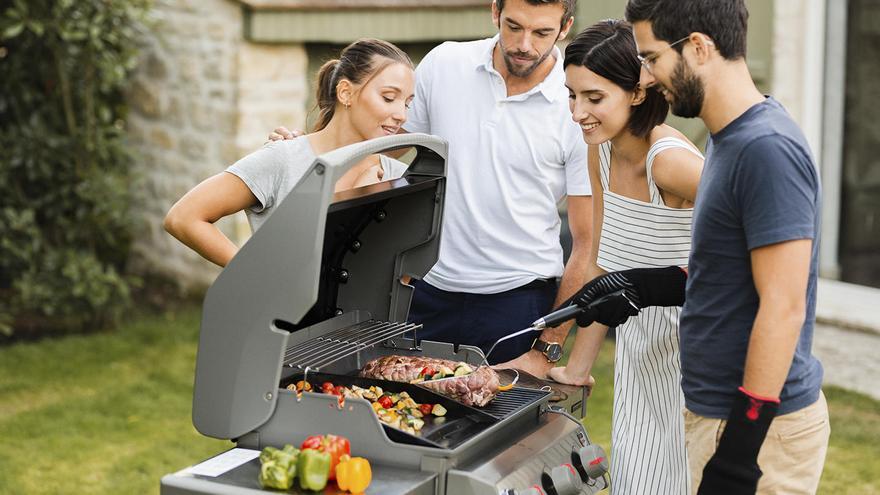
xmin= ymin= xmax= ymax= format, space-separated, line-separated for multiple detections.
xmin=684 ymin=391 xmax=830 ymax=495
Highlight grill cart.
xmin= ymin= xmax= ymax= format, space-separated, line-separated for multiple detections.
xmin=160 ymin=134 xmax=609 ymax=495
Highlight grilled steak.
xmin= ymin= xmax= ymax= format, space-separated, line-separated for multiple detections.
xmin=360 ymin=355 xmax=500 ymax=407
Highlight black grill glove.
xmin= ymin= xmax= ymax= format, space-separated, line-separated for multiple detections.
xmin=562 ymin=266 xmax=687 ymax=327
xmin=697 ymin=387 xmax=780 ymax=495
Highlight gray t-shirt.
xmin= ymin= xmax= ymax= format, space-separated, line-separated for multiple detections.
xmin=680 ymin=97 xmax=824 ymax=418
xmin=226 ymin=138 xmax=408 ymax=232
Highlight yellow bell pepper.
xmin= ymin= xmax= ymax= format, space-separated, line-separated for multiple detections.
xmin=335 ymin=455 xmax=372 ymax=493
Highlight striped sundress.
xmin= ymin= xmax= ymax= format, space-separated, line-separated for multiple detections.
xmin=596 ymin=137 xmax=702 ymax=495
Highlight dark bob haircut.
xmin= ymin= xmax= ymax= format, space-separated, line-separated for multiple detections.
xmin=563 ymin=19 xmax=668 ymax=138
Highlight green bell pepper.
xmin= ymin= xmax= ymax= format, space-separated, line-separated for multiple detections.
xmin=258 ymin=444 xmax=299 ymax=490
xmin=298 ymin=448 xmax=332 ymax=491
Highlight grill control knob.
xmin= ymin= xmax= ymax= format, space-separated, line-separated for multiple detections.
xmin=541 ymin=464 xmax=582 ymax=495
xmin=500 ymin=488 xmax=544 ymax=495
xmin=572 ymin=444 xmax=609 ymax=481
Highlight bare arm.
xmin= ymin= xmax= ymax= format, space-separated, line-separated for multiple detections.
xmin=550 ymin=145 xmax=609 ymax=386
xmin=544 ymin=194 xmax=594 ymax=332
xmin=742 ymin=239 xmax=812 ymax=397
xmin=164 ymin=172 xmax=258 ymax=267
xmin=651 ymin=147 xmax=703 ymax=204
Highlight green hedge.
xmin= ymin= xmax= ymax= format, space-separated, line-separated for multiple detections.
xmin=0 ymin=0 xmax=152 ymax=336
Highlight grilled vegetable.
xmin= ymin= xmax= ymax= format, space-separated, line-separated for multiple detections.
xmin=300 ymin=434 xmax=350 ymax=480
xmin=258 ymin=444 xmax=299 ymax=490
xmin=297 ymin=448 xmax=331 ymax=491
xmin=431 ymin=404 xmax=447 ymax=417
xmin=336 ymin=455 xmax=372 ymax=493
xmin=316 ymin=381 xmax=446 ymax=434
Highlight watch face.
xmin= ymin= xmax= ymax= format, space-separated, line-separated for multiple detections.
xmin=546 ymin=344 xmax=563 ymax=362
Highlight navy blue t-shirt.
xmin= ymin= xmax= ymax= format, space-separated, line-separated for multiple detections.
xmin=680 ymin=97 xmax=824 ymax=418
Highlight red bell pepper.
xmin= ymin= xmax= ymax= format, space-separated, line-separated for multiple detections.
xmin=300 ymin=434 xmax=351 ymax=480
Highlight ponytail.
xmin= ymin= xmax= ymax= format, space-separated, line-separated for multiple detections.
xmin=314 ymin=59 xmax=341 ymax=131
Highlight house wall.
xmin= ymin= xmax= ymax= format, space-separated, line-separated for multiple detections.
xmin=127 ymin=0 xmax=308 ymax=291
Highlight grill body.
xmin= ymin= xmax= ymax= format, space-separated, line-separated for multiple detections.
xmin=160 ymin=135 xmax=609 ymax=494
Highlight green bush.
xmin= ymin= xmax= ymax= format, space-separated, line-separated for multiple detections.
xmin=0 ymin=0 xmax=152 ymax=336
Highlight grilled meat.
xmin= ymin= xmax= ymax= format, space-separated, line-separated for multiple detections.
xmin=360 ymin=356 xmax=499 ymax=407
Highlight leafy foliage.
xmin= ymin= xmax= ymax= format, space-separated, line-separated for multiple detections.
xmin=0 ymin=0 xmax=152 ymax=336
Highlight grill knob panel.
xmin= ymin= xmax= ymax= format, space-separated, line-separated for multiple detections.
xmin=542 ymin=464 xmax=582 ymax=495
xmin=572 ymin=444 xmax=609 ymax=481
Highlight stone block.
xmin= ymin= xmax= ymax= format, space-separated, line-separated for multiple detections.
xmin=145 ymin=52 xmax=169 ymax=79
xmin=151 ymin=128 xmax=176 ymax=151
xmin=238 ymin=43 xmax=307 ymax=83
xmin=180 ymin=135 xmax=208 ymax=160
xmin=129 ymin=80 xmax=162 ymax=119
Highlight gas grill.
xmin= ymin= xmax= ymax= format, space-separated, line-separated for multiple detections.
xmin=160 ymin=133 xmax=610 ymax=495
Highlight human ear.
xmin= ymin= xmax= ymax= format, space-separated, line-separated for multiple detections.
xmin=336 ymin=79 xmax=353 ymax=107
xmin=491 ymin=0 xmax=500 ymax=29
xmin=631 ymin=84 xmax=647 ymax=106
xmin=689 ymin=33 xmax=715 ymax=63
xmin=558 ymin=16 xmax=574 ymax=40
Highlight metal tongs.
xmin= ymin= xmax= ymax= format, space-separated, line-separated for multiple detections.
xmin=416 ymin=289 xmax=632 ymax=392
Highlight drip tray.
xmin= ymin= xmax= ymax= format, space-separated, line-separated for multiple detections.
xmin=282 ymin=372 xmax=497 ymax=450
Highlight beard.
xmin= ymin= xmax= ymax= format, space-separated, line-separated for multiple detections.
xmin=666 ymin=58 xmax=705 ymax=118
xmin=500 ymin=41 xmax=554 ymax=78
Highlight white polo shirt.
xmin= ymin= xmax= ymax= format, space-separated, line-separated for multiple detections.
xmin=404 ymin=35 xmax=591 ymax=294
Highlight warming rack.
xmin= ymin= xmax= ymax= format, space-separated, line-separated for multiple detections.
xmin=282 ymin=320 xmax=420 ymax=371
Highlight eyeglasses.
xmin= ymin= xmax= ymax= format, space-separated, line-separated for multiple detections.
xmin=637 ymin=36 xmax=690 ymax=74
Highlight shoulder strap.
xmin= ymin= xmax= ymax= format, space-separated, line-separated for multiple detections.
xmin=598 ymin=141 xmax=612 ymax=191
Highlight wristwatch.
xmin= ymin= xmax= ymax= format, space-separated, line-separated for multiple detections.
xmin=532 ymin=338 xmax=563 ymax=363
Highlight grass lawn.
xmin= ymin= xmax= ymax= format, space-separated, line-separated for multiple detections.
xmin=0 ymin=308 xmax=878 ymax=494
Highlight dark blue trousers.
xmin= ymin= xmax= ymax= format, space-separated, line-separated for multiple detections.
xmin=407 ymin=279 xmax=557 ymax=364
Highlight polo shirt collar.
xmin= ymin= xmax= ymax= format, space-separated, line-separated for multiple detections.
xmin=477 ymin=34 xmax=565 ymax=103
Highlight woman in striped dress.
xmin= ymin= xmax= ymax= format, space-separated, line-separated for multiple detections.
xmin=548 ymin=21 xmax=703 ymax=494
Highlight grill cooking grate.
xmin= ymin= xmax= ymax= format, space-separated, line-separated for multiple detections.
xmin=482 ymin=386 xmax=550 ymax=419
xmin=283 ymin=320 xmax=419 ymax=371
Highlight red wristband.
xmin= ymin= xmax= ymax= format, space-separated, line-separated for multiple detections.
xmin=738 ymin=386 xmax=781 ymax=404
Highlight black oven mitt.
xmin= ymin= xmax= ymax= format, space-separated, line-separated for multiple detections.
xmin=697 ymin=387 xmax=780 ymax=495
xmin=562 ymin=266 xmax=687 ymax=327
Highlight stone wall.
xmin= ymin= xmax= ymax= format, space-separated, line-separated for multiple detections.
xmin=127 ymin=0 xmax=308 ymax=291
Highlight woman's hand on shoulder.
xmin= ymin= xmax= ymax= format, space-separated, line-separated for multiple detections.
xmin=268 ymin=126 xmax=303 ymax=142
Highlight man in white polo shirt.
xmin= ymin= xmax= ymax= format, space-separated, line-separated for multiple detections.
xmin=272 ymin=0 xmax=592 ymax=374
xmin=403 ymin=0 xmax=592 ymax=370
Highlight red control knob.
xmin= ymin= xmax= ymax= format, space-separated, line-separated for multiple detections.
xmin=572 ymin=444 xmax=609 ymax=481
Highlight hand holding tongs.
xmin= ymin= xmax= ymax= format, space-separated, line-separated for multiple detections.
xmin=531 ymin=288 xmax=632 ymax=329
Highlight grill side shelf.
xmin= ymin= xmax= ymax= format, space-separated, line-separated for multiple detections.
xmin=283 ymin=320 xmax=420 ymax=371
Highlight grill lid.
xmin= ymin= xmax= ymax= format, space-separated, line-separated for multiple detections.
xmin=192 ymin=134 xmax=448 ymax=439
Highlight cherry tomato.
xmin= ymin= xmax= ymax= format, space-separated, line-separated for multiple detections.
xmin=321 ymin=382 xmax=335 ymax=394
xmin=420 ymin=366 xmax=435 ymax=378
xmin=334 ymin=385 xmax=346 ymax=397
xmin=377 ymin=395 xmax=393 ymax=409
xmin=419 ymin=403 xmax=434 ymax=416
